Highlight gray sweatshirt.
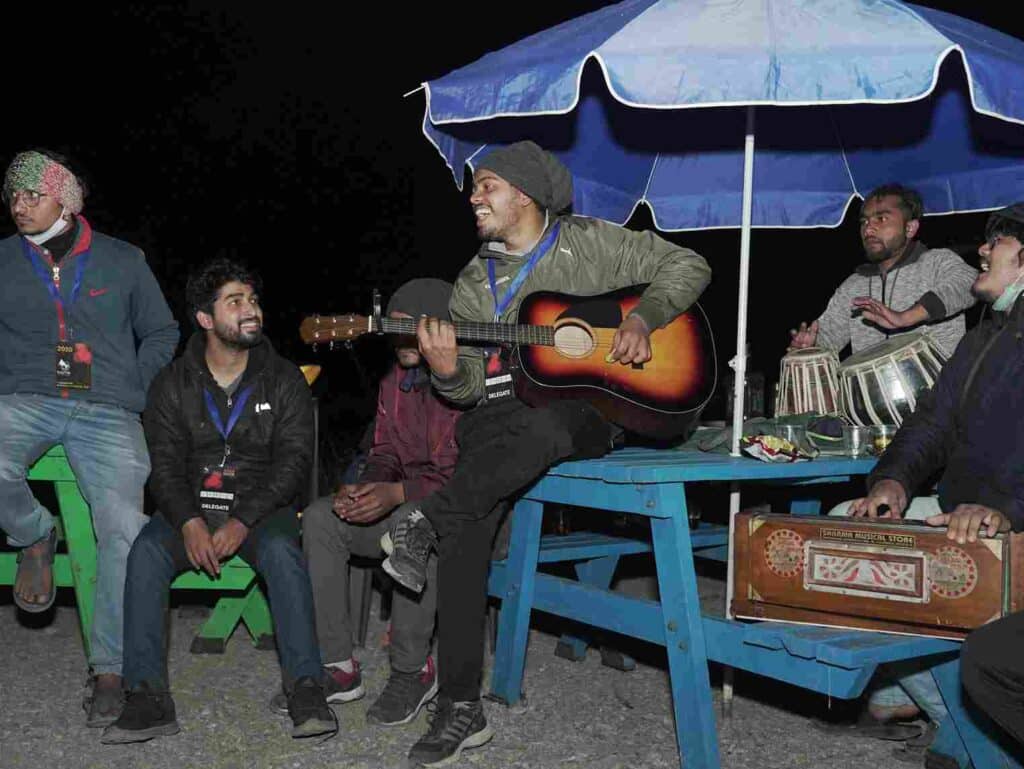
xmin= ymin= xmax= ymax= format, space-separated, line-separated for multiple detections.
xmin=815 ymin=241 xmax=977 ymax=358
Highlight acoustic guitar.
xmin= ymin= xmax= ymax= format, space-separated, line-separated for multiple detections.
xmin=299 ymin=285 xmax=717 ymax=440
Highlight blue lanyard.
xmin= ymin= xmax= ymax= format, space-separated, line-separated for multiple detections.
xmin=487 ymin=222 xmax=560 ymax=321
xmin=203 ymin=385 xmax=255 ymax=443
xmin=21 ymin=237 xmax=90 ymax=308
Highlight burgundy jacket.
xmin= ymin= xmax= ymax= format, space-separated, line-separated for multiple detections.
xmin=359 ymin=365 xmax=461 ymax=501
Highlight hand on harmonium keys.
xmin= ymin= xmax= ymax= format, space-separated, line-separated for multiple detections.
xmin=926 ymin=503 xmax=1012 ymax=544
xmin=849 ymin=479 xmax=907 ymax=519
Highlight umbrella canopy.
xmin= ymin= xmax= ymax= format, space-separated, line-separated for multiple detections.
xmin=422 ymin=1 xmax=1024 ymax=230
xmin=415 ymin=0 xmax=1024 ymax=627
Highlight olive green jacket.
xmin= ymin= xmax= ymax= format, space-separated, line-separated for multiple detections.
xmin=432 ymin=215 xmax=712 ymax=406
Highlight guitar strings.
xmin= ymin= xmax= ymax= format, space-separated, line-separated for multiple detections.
xmin=311 ymin=320 xmax=649 ymax=353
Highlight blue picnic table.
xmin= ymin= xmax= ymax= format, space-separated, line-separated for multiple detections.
xmin=487 ymin=447 xmax=1019 ymax=769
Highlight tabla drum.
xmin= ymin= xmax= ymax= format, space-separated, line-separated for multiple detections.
xmin=838 ymin=332 xmax=947 ymax=427
xmin=774 ymin=347 xmax=842 ymax=417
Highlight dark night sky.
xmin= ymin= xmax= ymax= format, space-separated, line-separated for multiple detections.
xmin=2 ymin=0 xmax=1014 ymax=445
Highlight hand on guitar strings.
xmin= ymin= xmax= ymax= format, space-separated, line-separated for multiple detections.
xmin=926 ymin=503 xmax=1011 ymax=544
xmin=787 ymin=320 xmax=819 ymax=352
xmin=416 ymin=316 xmax=458 ymax=378
xmin=849 ymin=479 xmax=908 ymax=519
xmin=607 ymin=314 xmax=652 ymax=365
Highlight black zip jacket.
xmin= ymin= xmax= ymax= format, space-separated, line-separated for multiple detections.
xmin=868 ymin=298 xmax=1024 ymax=530
xmin=143 ymin=332 xmax=313 ymax=530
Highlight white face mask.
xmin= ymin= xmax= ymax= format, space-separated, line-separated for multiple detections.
xmin=993 ymin=268 xmax=1024 ymax=312
xmin=25 ymin=206 xmax=71 ymax=245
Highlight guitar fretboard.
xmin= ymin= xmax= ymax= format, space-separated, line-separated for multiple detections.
xmin=378 ymin=317 xmax=555 ymax=346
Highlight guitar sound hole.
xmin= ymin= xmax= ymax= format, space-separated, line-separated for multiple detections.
xmin=553 ymin=323 xmax=595 ymax=359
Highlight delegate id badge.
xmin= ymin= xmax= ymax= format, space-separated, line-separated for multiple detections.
xmin=199 ymin=463 xmax=237 ymax=529
xmin=55 ymin=342 xmax=92 ymax=390
xmin=483 ymin=347 xmax=516 ymax=405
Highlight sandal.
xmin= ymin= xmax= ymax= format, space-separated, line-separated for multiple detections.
xmin=14 ymin=527 xmax=57 ymax=613
xmin=813 ymin=708 xmax=925 ymax=741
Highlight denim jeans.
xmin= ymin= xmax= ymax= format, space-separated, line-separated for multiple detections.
xmin=122 ymin=512 xmax=322 ymax=691
xmin=828 ymin=495 xmax=948 ymax=722
xmin=0 ymin=393 xmax=149 ymax=675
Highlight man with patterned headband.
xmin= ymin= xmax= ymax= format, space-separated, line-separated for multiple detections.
xmin=0 ymin=149 xmax=179 ymax=726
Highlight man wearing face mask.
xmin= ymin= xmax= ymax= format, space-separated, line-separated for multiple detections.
xmin=838 ymin=203 xmax=1024 ymax=768
xmin=0 ymin=149 xmax=178 ymax=726
xmin=789 ymin=183 xmax=977 ymax=357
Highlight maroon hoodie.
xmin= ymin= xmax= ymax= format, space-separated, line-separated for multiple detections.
xmin=358 ymin=364 xmax=461 ymax=501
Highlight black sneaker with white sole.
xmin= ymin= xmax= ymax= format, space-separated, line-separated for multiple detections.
xmin=381 ymin=504 xmax=437 ymax=594
xmin=287 ymin=676 xmax=337 ymax=739
xmin=100 ymin=683 xmax=180 ymax=744
xmin=269 ymin=663 xmax=365 ymax=715
xmin=366 ymin=657 xmax=438 ymax=726
xmin=407 ymin=697 xmax=494 ymax=767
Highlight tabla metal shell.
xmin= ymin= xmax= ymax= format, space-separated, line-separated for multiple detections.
xmin=838 ymin=333 xmax=947 ymax=427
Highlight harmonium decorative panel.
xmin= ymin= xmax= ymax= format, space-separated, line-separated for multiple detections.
xmin=731 ymin=512 xmax=1024 ymax=639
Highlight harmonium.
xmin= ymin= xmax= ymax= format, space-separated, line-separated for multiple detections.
xmin=731 ymin=512 xmax=1024 ymax=639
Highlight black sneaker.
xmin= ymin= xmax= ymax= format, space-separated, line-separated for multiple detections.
xmin=83 ymin=674 xmax=125 ymax=728
xmin=366 ymin=657 xmax=438 ymax=726
xmin=381 ymin=505 xmax=437 ymax=594
xmin=100 ymin=683 xmax=180 ymax=744
xmin=407 ymin=698 xmax=494 ymax=767
xmin=269 ymin=663 xmax=365 ymax=715
xmin=287 ymin=676 xmax=337 ymax=739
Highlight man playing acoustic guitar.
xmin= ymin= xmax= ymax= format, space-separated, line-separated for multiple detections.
xmin=380 ymin=140 xmax=711 ymax=767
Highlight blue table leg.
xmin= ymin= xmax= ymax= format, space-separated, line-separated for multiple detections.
xmin=932 ymin=657 xmax=1022 ymax=769
xmin=651 ymin=485 xmax=721 ymax=769
xmin=554 ymin=555 xmax=621 ymax=662
xmin=490 ymin=498 xmax=544 ymax=705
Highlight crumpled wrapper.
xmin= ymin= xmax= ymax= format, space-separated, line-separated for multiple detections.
xmin=741 ymin=434 xmax=814 ymax=463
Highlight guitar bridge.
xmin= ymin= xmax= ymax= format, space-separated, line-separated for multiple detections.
xmin=631 ymin=362 xmax=644 ymax=370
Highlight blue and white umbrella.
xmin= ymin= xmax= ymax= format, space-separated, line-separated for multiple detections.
xmin=417 ymin=0 xmax=1024 ymax=455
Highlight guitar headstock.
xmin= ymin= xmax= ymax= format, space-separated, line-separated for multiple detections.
xmin=299 ymin=314 xmax=373 ymax=345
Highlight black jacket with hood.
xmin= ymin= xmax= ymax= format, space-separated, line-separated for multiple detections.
xmin=143 ymin=332 xmax=313 ymax=531
xmin=868 ymin=297 xmax=1024 ymax=530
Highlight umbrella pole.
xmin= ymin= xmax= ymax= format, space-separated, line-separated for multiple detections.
xmin=723 ymin=105 xmax=756 ymax=718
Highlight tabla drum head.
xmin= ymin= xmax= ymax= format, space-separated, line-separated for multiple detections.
xmin=840 ymin=332 xmax=946 ymax=369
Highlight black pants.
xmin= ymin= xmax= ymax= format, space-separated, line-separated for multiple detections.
xmin=961 ymin=611 xmax=1024 ymax=747
xmin=421 ymin=398 xmax=617 ymax=702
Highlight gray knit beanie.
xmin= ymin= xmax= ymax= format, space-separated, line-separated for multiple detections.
xmin=387 ymin=278 xmax=453 ymax=320
xmin=477 ymin=140 xmax=574 ymax=214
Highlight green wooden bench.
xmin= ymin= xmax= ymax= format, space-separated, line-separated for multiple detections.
xmin=0 ymin=445 xmax=97 ymax=657
xmin=0 ymin=445 xmax=273 ymax=654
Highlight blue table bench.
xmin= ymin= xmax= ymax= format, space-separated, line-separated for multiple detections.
xmin=486 ymin=447 xmax=1019 ymax=769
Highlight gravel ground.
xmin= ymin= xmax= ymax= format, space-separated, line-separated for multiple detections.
xmin=0 ymin=571 xmax=916 ymax=769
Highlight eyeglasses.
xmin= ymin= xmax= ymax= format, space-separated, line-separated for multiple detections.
xmin=2 ymin=189 xmax=45 ymax=207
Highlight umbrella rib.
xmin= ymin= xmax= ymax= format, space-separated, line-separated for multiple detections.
xmin=827 ymin=108 xmax=859 ymax=198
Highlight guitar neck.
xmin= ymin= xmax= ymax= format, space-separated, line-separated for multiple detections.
xmin=378 ymin=317 xmax=555 ymax=346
